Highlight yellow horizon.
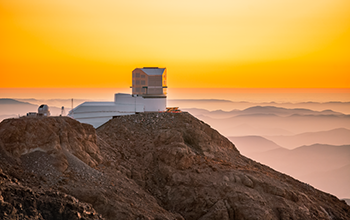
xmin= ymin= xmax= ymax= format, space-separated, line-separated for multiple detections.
xmin=1 ymin=0 xmax=350 ymax=89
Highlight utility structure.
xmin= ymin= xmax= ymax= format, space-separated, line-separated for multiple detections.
xmin=68 ymin=67 xmax=168 ymax=128
xmin=60 ymin=106 xmax=66 ymax=116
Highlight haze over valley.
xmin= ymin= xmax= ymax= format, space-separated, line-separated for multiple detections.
xmin=180 ymin=104 xmax=350 ymax=199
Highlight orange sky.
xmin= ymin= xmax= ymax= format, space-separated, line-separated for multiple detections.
xmin=1 ymin=0 xmax=350 ymax=88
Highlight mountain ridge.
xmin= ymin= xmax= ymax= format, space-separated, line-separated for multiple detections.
xmin=248 ymin=143 xmax=350 ymax=198
xmin=264 ymin=128 xmax=350 ymax=149
xmin=0 ymin=98 xmax=64 ymax=118
xmin=0 ymin=98 xmax=36 ymax=106
xmin=228 ymin=135 xmax=284 ymax=155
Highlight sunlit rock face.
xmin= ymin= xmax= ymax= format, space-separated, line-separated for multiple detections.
xmin=0 ymin=114 xmax=349 ymax=220
xmin=0 ymin=116 xmax=102 ymax=169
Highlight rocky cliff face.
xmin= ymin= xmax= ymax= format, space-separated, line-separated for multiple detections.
xmin=0 ymin=114 xmax=349 ymax=220
xmin=0 ymin=117 xmax=102 ymax=168
xmin=0 ymin=117 xmax=180 ymax=220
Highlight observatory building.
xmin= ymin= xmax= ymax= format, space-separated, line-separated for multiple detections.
xmin=38 ymin=104 xmax=51 ymax=117
xmin=26 ymin=104 xmax=51 ymax=117
xmin=68 ymin=67 xmax=167 ymax=128
xmin=132 ymin=67 xmax=167 ymax=97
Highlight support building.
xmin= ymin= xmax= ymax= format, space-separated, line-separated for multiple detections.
xmin=68 ymin=67 xmax=167 ymax=128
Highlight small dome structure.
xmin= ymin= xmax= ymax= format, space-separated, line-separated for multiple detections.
xmin=38 ymin=104 xmax=51 ymax=117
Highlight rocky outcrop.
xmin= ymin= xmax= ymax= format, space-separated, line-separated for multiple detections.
xmin=0 ymin=117 xmax=181 ymax=220
xmin=0 ymin=117 xmax=102 ymax=169
xmin=97 ymin=112 xmax=350 ymax=220
xmin=0 ymin=114 xmax=349 ymax=219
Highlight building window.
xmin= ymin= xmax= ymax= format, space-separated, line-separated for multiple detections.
xmin=141 ymin=75 xmax=145 ymax=78
xmin=136 ymin=87 xmax=140 ymax=92
xmin=136 ymin=73 xmax=140 ymax=77
xmin=136 ymin=80 xmax=140 ymax=85
xmin=141 ymin=80 xmax=145 ymax=85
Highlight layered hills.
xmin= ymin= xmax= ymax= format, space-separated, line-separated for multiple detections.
xmin=0 ymin=113 xmax=349 ymax=219
xmin=0 ymin=99 xmax=62 ymax=120
xmin=228 ymin=136 xmax=283 ymax=155
xmin=186 ymin=106 xmax=350 ymax=137
xmin=264 ymin=128 xmax=350 ymax=149
xmin=169 ymin=100 xmax=350 ymax=114
xmin=245 ymin=143 xmax=350 ymax=198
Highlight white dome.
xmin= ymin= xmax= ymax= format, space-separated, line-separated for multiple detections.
xmin=38 ymin=104 xmax=51 ymax=116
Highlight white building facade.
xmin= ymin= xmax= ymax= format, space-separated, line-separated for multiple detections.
xmin=68 ymin=67 xmax=167 ymax=128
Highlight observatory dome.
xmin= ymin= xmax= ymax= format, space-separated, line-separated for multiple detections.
xmin=38 ymin=104 xmax=51 ymax=117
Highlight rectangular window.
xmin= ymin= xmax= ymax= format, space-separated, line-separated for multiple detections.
xmin=136 ymin=80 xmax=140 ymax=85
xmin=136 ymin=87 xmax=140 ymax=92
xmin=136 ymin=73 xmax=140 ymax=77
xmin=141 ymin=75 xmax=145 ymax=78
xmin=141 ymin=80 xmax=145 ymax=85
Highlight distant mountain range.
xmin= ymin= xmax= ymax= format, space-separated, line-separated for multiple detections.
xmin=229 ymin=133 xmax=350 ymax=199
xmin=185 ymin=107 xmax=350 ymax=136
xmin=0 ymin=98 xmax=35 ymax=105
xmin=250 ymin=144 xmax=350 ymax=176
xmin=185 ymin=105 xmax=346 ymax=118
xmin=228 ymin=135 xmax=283 ymax=155
xmin=0 ymin=98 xmax=63 ymax=119
xmin=17 ymin=98 xmax=87 ymax=109
xmin=230 ymin=128 xmax=350 ymax=152
xmin=264 ymin=128 xmax=350 ymax=149
xmin=0 ymin=99 xmax=38 ymax=116
xmin=246 ymin=143 xmax=350 ymax=198
xmin=171 ymin=99 xmax=350 ymax=114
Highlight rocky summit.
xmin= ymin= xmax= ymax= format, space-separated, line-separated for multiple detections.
xmin=0 ymin=113 xmax=349 ymax=220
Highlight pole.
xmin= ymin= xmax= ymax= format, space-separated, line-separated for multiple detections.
xmin=71 ymin=98 xmax=74 ymax=118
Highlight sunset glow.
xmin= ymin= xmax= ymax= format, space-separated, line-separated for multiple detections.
xmin=1 ymin=0 xmax=350 ymax=88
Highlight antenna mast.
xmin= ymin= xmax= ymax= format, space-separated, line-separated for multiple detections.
xmin=71 ymin=98 xmax=74 ymax=118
